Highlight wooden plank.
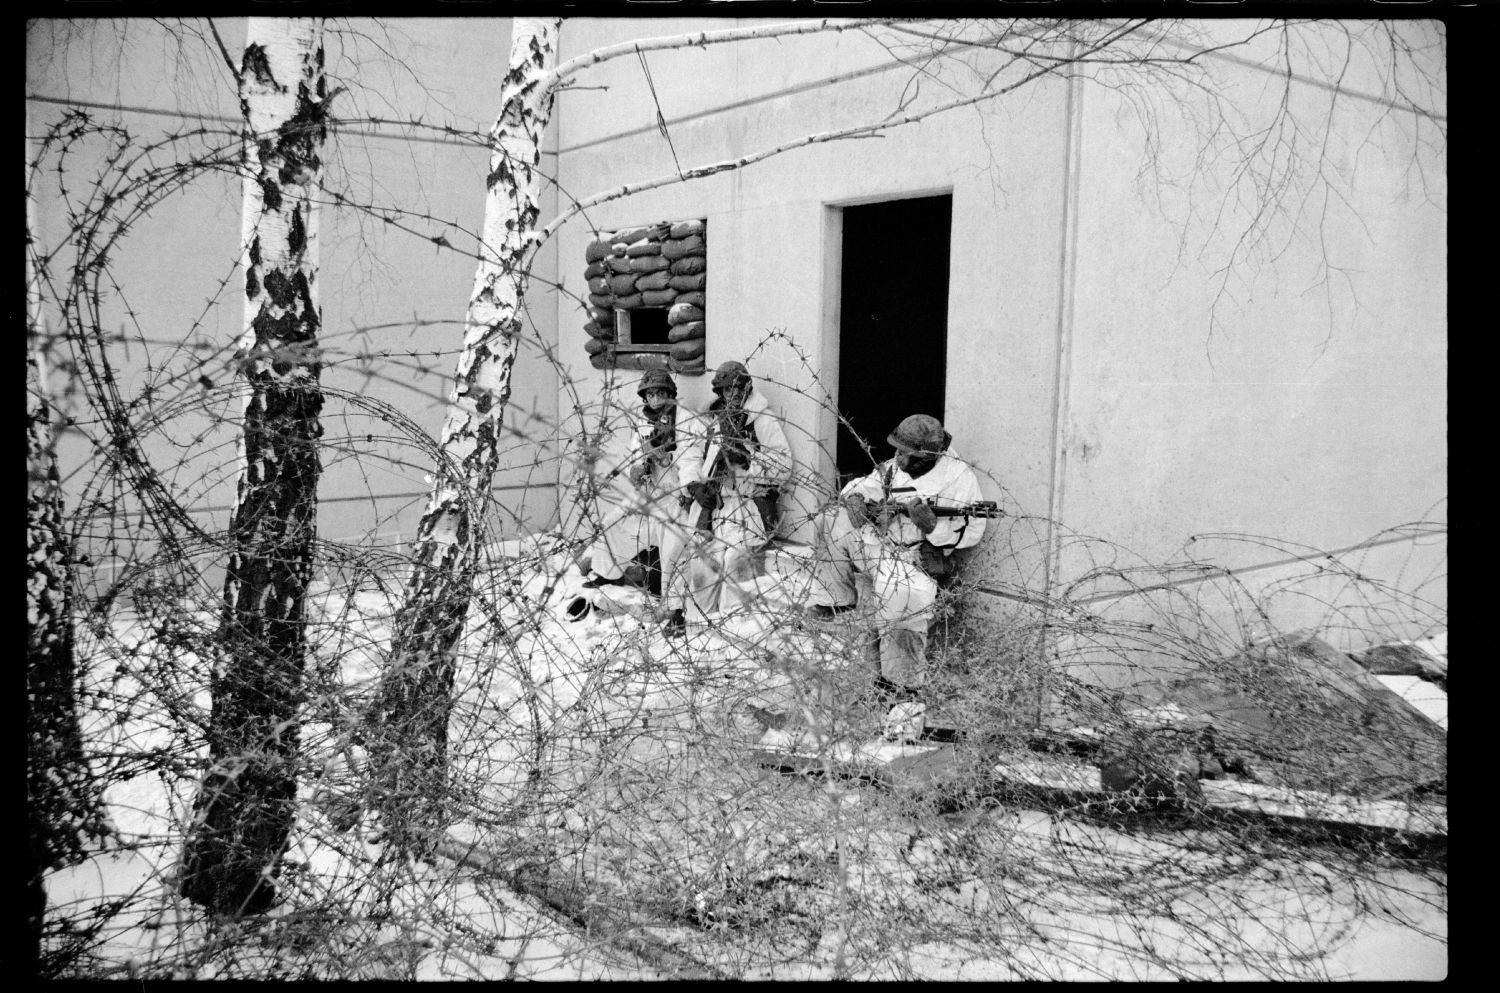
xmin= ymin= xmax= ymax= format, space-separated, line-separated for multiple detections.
xmin=1198 ymin=779 xmax=1447 ymax=835
xmin=750 ymin=729 xmax=956 ymax=791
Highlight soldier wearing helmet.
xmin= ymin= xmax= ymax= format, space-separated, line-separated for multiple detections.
xmin=805 ymin=413 xmax=987 ymax=740
xmin=581 ymin=370 xmax=706 ymax=621
xmin=670 ymin=360 xmax=793 ymax=632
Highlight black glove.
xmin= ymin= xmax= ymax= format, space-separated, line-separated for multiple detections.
xmin=723 ymin=440 xmax=751 ymax=469
xmin=844 ymin=494 xmax=871 ymax=528
xmin=917 ymin=541 xmax=950 ymax=579
xmin=688 ymin=481 xmax=719 ymax=511
xmin=904 ymin=499 xmax=938 ymax=535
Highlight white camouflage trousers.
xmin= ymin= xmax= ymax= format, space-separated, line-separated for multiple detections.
xmin=589 ymin=487 xmax=764 ymax=616
xmin=813 ymin=506 xmax=938 ymax=689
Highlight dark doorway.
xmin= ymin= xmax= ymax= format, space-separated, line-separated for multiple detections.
xmin=836 ymin=194 xmax=952 ymax=484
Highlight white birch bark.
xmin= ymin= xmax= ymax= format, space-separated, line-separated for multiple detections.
xmin=369 ymin=17 xmax=561 ymax=849
xmin=369 ymin=18 xmax=906 ymax=846
xmin=180 ymin=16 xmax=328 ymax=915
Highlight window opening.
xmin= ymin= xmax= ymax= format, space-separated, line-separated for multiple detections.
xmin=617 ymin=308 xmax=672 ymax=350
xmin=581 ymin=219 xmax=707 ymax=374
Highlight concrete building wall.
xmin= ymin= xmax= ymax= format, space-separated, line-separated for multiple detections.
xmin=551 ymin=18 xmax=1077 ymax=562
xmin=28 ymin=17 xmax=1445 ymax=652
xmin=549 ymin=17 xmax=1446 ymax=653
xmin=28 ymin=18 xmax=565 ymax=576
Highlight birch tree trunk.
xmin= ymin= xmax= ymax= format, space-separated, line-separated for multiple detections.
xmin=27 ymin=157 xmax=110 ymax=972
xmin=179 ymin=16 xmax=328 ymax=915
xmin=367 ymin=18 xmax=560 ymax=851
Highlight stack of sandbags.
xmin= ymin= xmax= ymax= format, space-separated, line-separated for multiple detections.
xmin=582 ymin=219 xmax=706 ymax=374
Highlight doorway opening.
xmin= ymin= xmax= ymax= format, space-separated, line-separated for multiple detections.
xmin=835 ymin=194 xmax=952 ymax=484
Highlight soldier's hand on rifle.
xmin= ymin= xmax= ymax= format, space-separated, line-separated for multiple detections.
xmin=723 ymin=439 xmax=751 ymax=469
xmin=844 ymin=493 xmax=872 ymax=528
xmin=902 ymin=498 xmax=938 ymax=535
xmin=687 ymin=481 xmax=719 ymax=511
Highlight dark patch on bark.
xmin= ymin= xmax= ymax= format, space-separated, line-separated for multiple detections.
xmin=245 ymin=243 xmax=261 ymax=301
xmin=273 ymin=81 xmax=328 ymax=190
xmin=241 ymin=43 xmax=276 ymax=88
xmin=260 ymin=267 xmax=315 ymax=316
xmin=287 ymin=204 xmax=307 ymax=256
xmin=259 ymin=178 xmax=283 ymax=213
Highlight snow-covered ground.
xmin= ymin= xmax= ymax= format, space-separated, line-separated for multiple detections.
xmin=44 ymin=551 xmax=1446 ymax=980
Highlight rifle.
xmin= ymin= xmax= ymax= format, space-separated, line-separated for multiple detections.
xmin=884 ymin=486 xmax=1005 ymax=519
xmin=692 ymin=435 xmax=727 ymax=533
xmin=690 ymin=405 xmax=754 ymax=532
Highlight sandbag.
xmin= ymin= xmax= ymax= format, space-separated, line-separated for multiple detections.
xmin=607 ymin=256 xmax=634 ymax=274
xmin=668 ymin=302 xmax=705 ymax=324
xmin=584 ymin=260 xmax=607 ymax=279
xmin=669 ymin=356 xmax=706 ymax=375
xmin=585 ymin=240 xmax=612 ymax=263
xmin=588 ymin=292 xmax=615 ymax=309
xmin=614 ymin=293 xmax=643 ymax=310
xmin=628 ymin=254 xmax=671 ymax=274
xmin=626 ymin=241 xmax=662 ymax=257
xmin=584 ymin=336 xmax=609 ymax=356
xmin=661 ymin=235 xmax=706 ymax=260
xmin=590 ymin=306 xmax=614 ymax=324
xmin=641 ymin=289 xmax=678 ymax=307
xmin=670 ymin=338 xmax=706 ymax=361
xmin=613 ymin=226 xmax=654 ymax=245
xmin=670 ymin=256 xmax=706 ymax=276
xmin=669 ymin=219 xmax=705 ymax=240
xmin=667 ymin=319 xmax=705 ymax=343
xmin=675 ymin=291 xmax=705 ymax=308
xmin=615 ymin=351 xmax=671 ymax=372
xmin=611 ymin=242 xmax=630 ymax=257
xmin=583 ymin=320 xmax=615 ymax=340
xmin=668 ymin=273 xmax=706 ymax=292
xmin=588 ymin=276 xmax=610 ymax=295
xmin=634 ymin=270 xmax=672 ymax=291
xmin=607 ymin=273 xmax=638 ymax=295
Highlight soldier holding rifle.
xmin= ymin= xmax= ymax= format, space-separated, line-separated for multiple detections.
xmin=806 ymin=414 xmax=994 ymax=740
xmin=671 ymin=360 xmax=792 ymax=634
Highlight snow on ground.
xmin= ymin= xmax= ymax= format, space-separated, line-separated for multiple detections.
xmin=45 ymin=555 xmax=1446 ymax=980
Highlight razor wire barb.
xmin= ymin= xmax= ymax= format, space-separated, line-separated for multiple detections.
xmin=28 ymin=39 xmax=1445 ymax=981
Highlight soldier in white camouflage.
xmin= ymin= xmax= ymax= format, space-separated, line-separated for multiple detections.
xmin=806 ymin=414 xmax=988 ymax=740
xmin=582 ymin=370 xmax=706 ymax=629
xmin=672 ymin=360 xmax=793 ymax=633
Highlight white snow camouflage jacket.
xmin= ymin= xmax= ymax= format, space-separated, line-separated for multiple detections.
xmin=697 ymin=390 xmax=792 ymax=498
xmin=840 ymin=447 xmax=987 ymax=553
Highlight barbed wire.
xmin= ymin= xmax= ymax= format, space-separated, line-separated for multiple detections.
xmin=31 ymin=111 xmax=1445 ymax=982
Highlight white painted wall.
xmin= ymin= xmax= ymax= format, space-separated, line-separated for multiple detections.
xmin=551 ymin=18 xmax=1078 ymax=548
xmin=548 ymin=17 xmax=1446 ymax=653
xmin=28 ymin=18 xmax=566 ymax=565
xmin=28 ymin=17 xmax=1445 ymax=648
